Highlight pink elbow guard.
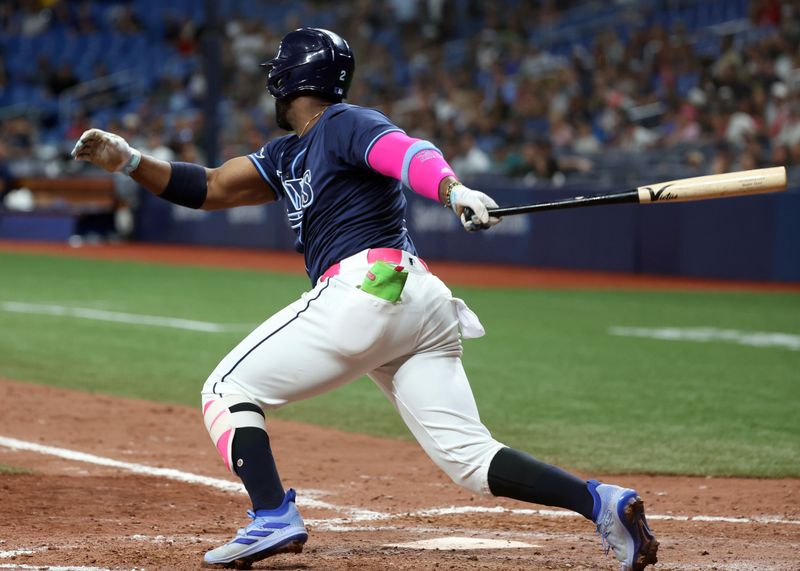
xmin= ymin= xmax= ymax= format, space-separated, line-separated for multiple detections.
xmin=367 ymin=131 xmax=456 ymax=201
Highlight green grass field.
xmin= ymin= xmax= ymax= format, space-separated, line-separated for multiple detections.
xmin=0 ymin=464 xmax=33 ymax=475
xmin=1 ymin=251 xmax=798 ymax=477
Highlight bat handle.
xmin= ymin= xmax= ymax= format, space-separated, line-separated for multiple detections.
xmin=463 ymin=207 xmax=501 ymax=218
xmin=459 ymin=207 xmax=495 ymax=231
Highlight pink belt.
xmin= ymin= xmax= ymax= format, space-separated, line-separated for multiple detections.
xmin=319 ymin=248 xmax=429 ymax=282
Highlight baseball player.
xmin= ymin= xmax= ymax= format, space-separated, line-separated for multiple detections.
xmin=72 ymin=28 xmax=658 ymax=571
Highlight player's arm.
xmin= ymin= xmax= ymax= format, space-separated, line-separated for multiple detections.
xmin=126 ymin=153 xmax=272 ymax=210
xmin=366 ymin=131 xmax=501 ymax=231
xmin=71 ymin=128 xmax=276 ymax=210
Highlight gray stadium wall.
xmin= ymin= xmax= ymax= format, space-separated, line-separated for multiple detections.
xmin=134 ymin=185 xmax=800 ymax=283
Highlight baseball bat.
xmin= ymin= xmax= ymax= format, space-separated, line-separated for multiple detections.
xmin=470 ymin=167 xmax=787 ymax=218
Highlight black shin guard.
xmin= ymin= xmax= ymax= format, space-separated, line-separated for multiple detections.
xmin=231 ymin=426 xmax=285 ymax=511
xmin=487 ymin=447 xmax=594 ymax=520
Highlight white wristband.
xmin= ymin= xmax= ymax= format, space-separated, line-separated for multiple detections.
xmin=122 ymin=148 xmax=142 ymax=175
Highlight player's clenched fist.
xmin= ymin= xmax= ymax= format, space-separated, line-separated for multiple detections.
xmin=448 ymin=184 xmax=502 ymax=232
xmin=71 ymin=128 xmax=141 ymax=174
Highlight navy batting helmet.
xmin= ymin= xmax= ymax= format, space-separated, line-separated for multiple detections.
xmin=262 ymin=28 xmax=354 ymax=101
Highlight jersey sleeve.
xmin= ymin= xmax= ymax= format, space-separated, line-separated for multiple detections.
xmin=330 ymin=107 xmax=405 ymax=170
xmin=247 ymin=140 xmax=285 ymax=201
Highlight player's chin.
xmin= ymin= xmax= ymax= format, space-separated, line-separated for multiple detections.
xmin=275 ymin=98 xmax=292 ymax=131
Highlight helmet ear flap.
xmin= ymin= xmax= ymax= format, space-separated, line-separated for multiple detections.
xmin=267 ymin=69 xmax=289 ymax=97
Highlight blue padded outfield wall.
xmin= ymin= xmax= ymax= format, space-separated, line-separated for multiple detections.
xmin=135 ymin=184 xmax=800 ymax=283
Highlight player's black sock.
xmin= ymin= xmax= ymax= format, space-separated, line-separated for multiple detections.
xmin=487 ymin=447 xmax=594 ymax=520
xmin=231 ymin=427 xmax=286 ymax=511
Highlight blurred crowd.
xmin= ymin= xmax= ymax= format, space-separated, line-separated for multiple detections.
xmin=1 ymin=0 xmax=799 ymax=190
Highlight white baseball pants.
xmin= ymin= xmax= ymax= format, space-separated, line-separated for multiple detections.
xmin=201 ymin=248 xmax=504 ymax=495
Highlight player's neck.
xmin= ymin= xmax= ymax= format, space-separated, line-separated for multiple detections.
xmin=293 ymin=98 xmax=332 ymax=138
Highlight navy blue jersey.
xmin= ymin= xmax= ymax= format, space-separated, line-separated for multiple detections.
xmin=248 ymin=103 xmax=418 ymax=283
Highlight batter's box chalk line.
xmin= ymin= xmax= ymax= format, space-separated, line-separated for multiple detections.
xmin=0 ymin=550 xmax=38 ymax=559
xmin=0 ymin=545 xmax=147 ymax=571
xmin=383 ymin=537 xmax=538 ymax=550
xmin=1 ymin=435 xmax=799 ymax=528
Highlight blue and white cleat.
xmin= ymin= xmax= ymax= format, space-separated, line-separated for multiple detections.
xmin=203 ymin=488 xmax=308 ymax=569
xmin=588 ymin=480 xmax=659 ymax=571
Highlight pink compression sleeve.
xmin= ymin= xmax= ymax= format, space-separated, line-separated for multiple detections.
xmin=367 ymin=131 xmax=456 ymax=201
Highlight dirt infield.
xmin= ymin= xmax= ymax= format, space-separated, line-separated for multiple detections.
xmin=1 ymin=378 xmax=798 ymax=571
xmin=1 ymin=241 xmax=798 ymax=570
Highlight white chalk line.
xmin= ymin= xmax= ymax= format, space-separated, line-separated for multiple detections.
xmin=0 ymin=551 xmax=36 ymax=559
xmin=384 ymin=537 xmax=537 ymax=550
xmin=0 ymin=548 xmax=123 ymax=571
xmin=0 ymin=301 xmax=252 ymax=333
xmin=0 ymin=436 xmax=379 ymax=521
xmin=2 ymin=435 xmax=799 ymax=529
xmin=609 ymin=325 xmax=800 ymax=351
xmin=0 ymin=566 xmax=119 ymax=571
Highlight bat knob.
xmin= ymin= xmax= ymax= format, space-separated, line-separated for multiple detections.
xmin=460 ymin=207 xmax=493 ymax=231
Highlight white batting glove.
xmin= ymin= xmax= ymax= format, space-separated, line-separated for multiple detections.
xmin=448 ymin=184 xmax=502 ymax=232
xmin=71 ymin=128 xmax=141 ymax=175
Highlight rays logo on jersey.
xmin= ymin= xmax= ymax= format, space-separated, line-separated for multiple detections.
xmin=278 ymin=169 xmax=314 ymax=229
